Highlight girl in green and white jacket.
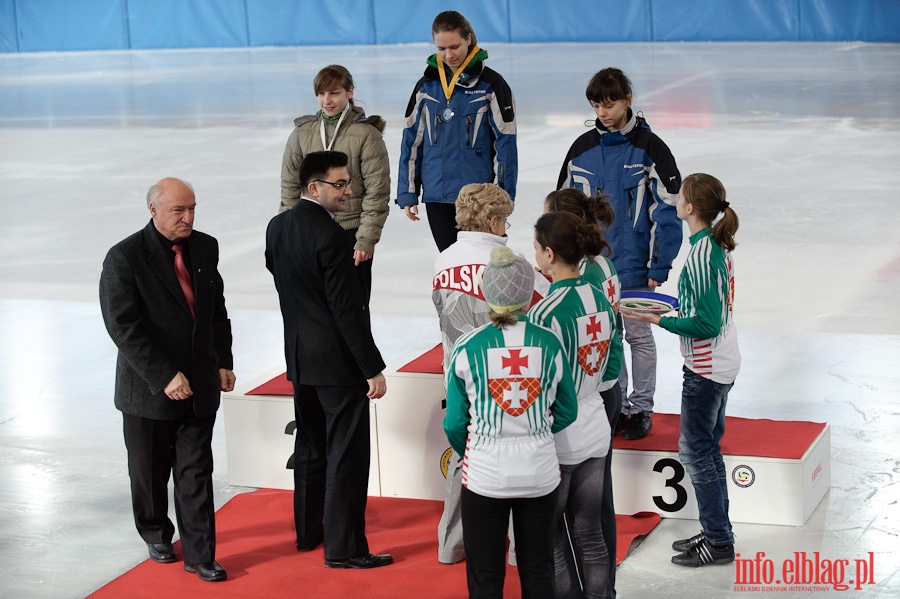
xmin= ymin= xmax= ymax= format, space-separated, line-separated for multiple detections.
xmin=444 ymin=245 xmax=577 ymax=599
xmin=622 ymin=173 xmax=741 ymax=569
xmin=529 ymin=211 xmax=623 ymax=598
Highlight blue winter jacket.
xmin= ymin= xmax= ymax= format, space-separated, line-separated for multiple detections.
xmin=558 ymin=112 xmax=682 ymax=289
xmin=397 ymin=51 xmax=517 ymax=207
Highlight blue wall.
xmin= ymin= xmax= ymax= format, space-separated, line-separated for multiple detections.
xmin=2 ymin=0 xmax=899 ymax=53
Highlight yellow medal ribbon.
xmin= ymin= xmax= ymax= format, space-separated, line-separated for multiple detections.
xmin=436 ymin=44 xmax=481 ymax=103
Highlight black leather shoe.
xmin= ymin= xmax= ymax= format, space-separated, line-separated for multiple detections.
xmin=672 ymin=532 xmax=705 ymax=552
xmin=184 ymin=561 xmax=227 ymax=582
xmin=147 ymin=542 xmax=176 ymax=563
xmin=325 ymin=553 xmax=393 ymax=569
xmin=623 ymin=411 xmax=652 ymax=440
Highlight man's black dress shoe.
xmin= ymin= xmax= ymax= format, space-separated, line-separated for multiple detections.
xmin=147 ymin=543 xmax=177 ymax=563
xmin=325 ymin=553 xmax=393 ymax=569
xmin=184 ymin=561 xmax=227 ymax=582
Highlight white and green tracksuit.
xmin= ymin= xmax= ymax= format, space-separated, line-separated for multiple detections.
xmin=528 ymin=278 xmax=622 ymax=465
xmin=659 ymin=228 xmax=740 ymax=384
xmin=581 ymin=255 xmax=620 ymax=313
xmin=444 ymin=315 xmax=578 ymax=499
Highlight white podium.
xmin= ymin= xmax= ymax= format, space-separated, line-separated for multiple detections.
xmin=223 ymin=369 xmax=830 ymax=527
xmin=222 ymin=370 xmax=380 ymax=497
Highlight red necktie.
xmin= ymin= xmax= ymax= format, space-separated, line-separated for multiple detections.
xmin=172 ymin=244 xmax=195 ymax=317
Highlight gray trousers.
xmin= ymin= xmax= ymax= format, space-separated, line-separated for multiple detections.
xmin=437 ymin=449 xmax=466 ymax=563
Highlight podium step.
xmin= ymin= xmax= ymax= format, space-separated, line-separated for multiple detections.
xmin=225 ymin=367 xmax=830 ymax=527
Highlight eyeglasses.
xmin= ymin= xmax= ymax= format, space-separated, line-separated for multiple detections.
xmin=313 ymin=179 xmax=353 ymax=190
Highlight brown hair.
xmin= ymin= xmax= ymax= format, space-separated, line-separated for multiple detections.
xmin=544 ymin=188 xmax=613 ymax=257
xmin=313 ymin=65 xmax=355 ymax=107
xmin=585 ymin=67 xmax=632 ymax=104
xmin=456 ymin=183 xmax=514 ymax=232
xmin=680 ymin=173 xmax=739 ymax=251
xmin=432 ymin=10 xmax=477 ymax=46
xmin=534 ymin=212 xmax=606 ymax=267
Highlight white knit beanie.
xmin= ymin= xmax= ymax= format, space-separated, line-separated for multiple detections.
xmin=483 ymin=246 xmax=533 ymax=314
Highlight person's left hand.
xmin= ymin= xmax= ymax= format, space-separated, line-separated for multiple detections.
xmin=219 ymin=369 xmax=236 ymax=392
xmin=620 ymin=309 xmax=661 ymax=325
xmin=354 ymin=250 xmax=373 ymax=266
xmin=367 ymin=373 xmax=387 ymax=399
xmin=648 ymin=278 xmax=662 ymax=288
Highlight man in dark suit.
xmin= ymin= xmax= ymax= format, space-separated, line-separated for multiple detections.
xmin=266 ymin=151 xmax=392 ymax=570
xmin=99 ymin=177 xmax=235 ymax=582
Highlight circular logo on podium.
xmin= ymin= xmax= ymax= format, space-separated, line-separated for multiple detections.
xmin=440 ymin=447 xmax=454 ymax=479
xmin=732 ymin=465 xmax=755 ymax=488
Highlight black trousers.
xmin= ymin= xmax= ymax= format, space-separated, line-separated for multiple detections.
xmin=600 ymin=385 xmax=623 ymax=598
xmin=122 ymin=411 xmax=217 ymax=564
xmin=425 ymin=202 xmax=459 ymax=252
xmin=461 ymin=485 xmax=558 ymax=599
xmin=292 ymin=382 xmax=371 ymax=560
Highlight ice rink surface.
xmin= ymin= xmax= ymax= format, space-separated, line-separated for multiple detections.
xmin=1 ymin=41 xmax=899 ymax=597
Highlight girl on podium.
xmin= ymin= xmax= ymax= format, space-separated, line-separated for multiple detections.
xmin=397 ymin=10 xmax=518 ymax=252
xmin=279 ymin=64 xmax=390 ymax=303
xmin=622 ymin=173 xmax=741 ymax=567
xmin=528 ymin=211 xmax=623 ymax=597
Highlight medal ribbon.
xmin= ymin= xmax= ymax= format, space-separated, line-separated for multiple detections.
xmin=436 ymin=44 xmax=480 ymax=103
xmin=319 ymin=102 xmax=350 ymax=151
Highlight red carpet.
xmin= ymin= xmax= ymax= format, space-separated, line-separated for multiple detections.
xmin=89 ymin=490 xmax=659 ymax=599
xmin=396 ymin=343 xmax=444 ymax=374
xmin=612 ymin=413 xmax=825 ymax=460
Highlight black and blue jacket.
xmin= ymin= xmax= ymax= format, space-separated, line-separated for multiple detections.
xmin=558 ymin=111 xmax=682 ymax=289
xmin=397 ymin=50 xmax=517 ymax=207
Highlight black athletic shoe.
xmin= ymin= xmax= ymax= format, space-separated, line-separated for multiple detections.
xmin=623 ymin=411 xmax=652 ymax=440
xmin=671 ymin=539 xmax=735 ymax=567
xmin=614 ymin=413 xmax=630 ymax=436
xmin=672 ymin=532 xmax=705 ymax=552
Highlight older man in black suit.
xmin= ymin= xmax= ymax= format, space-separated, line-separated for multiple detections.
xmin=99 ymin=177 xmax=235 ymax=582
xmin=266 ymin=151 xmax=392 ymax=569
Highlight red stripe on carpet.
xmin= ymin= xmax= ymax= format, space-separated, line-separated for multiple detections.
xmin=246 ymin=344 xmax=444 ymax=395
xmin=88 ymin=490 xmax=659 ymax=599
xmin=246 ymin=373 xmax=292 ymax=395
xmin=396 ymin=343 xmax=444 ymax=374
xmin=612 ymin=413 xmax=825 ymax=460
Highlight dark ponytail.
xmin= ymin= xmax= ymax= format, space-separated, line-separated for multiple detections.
xmin=534 ymin=212 xmax=605 ymax=267
xmin=544 ymin=188 xmax=613 ymax=257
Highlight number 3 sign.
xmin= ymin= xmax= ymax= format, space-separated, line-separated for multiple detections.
xmin=610 ymin=451 xmax=700 ymax=520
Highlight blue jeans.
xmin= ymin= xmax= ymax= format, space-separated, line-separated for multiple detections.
xmin=616 ymin=294 xmax=657 ymax=414
xmin=553 ymin=458 xmax=609 ymax=599
xmin=678 ymin=367 xmax=734 ymax=547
